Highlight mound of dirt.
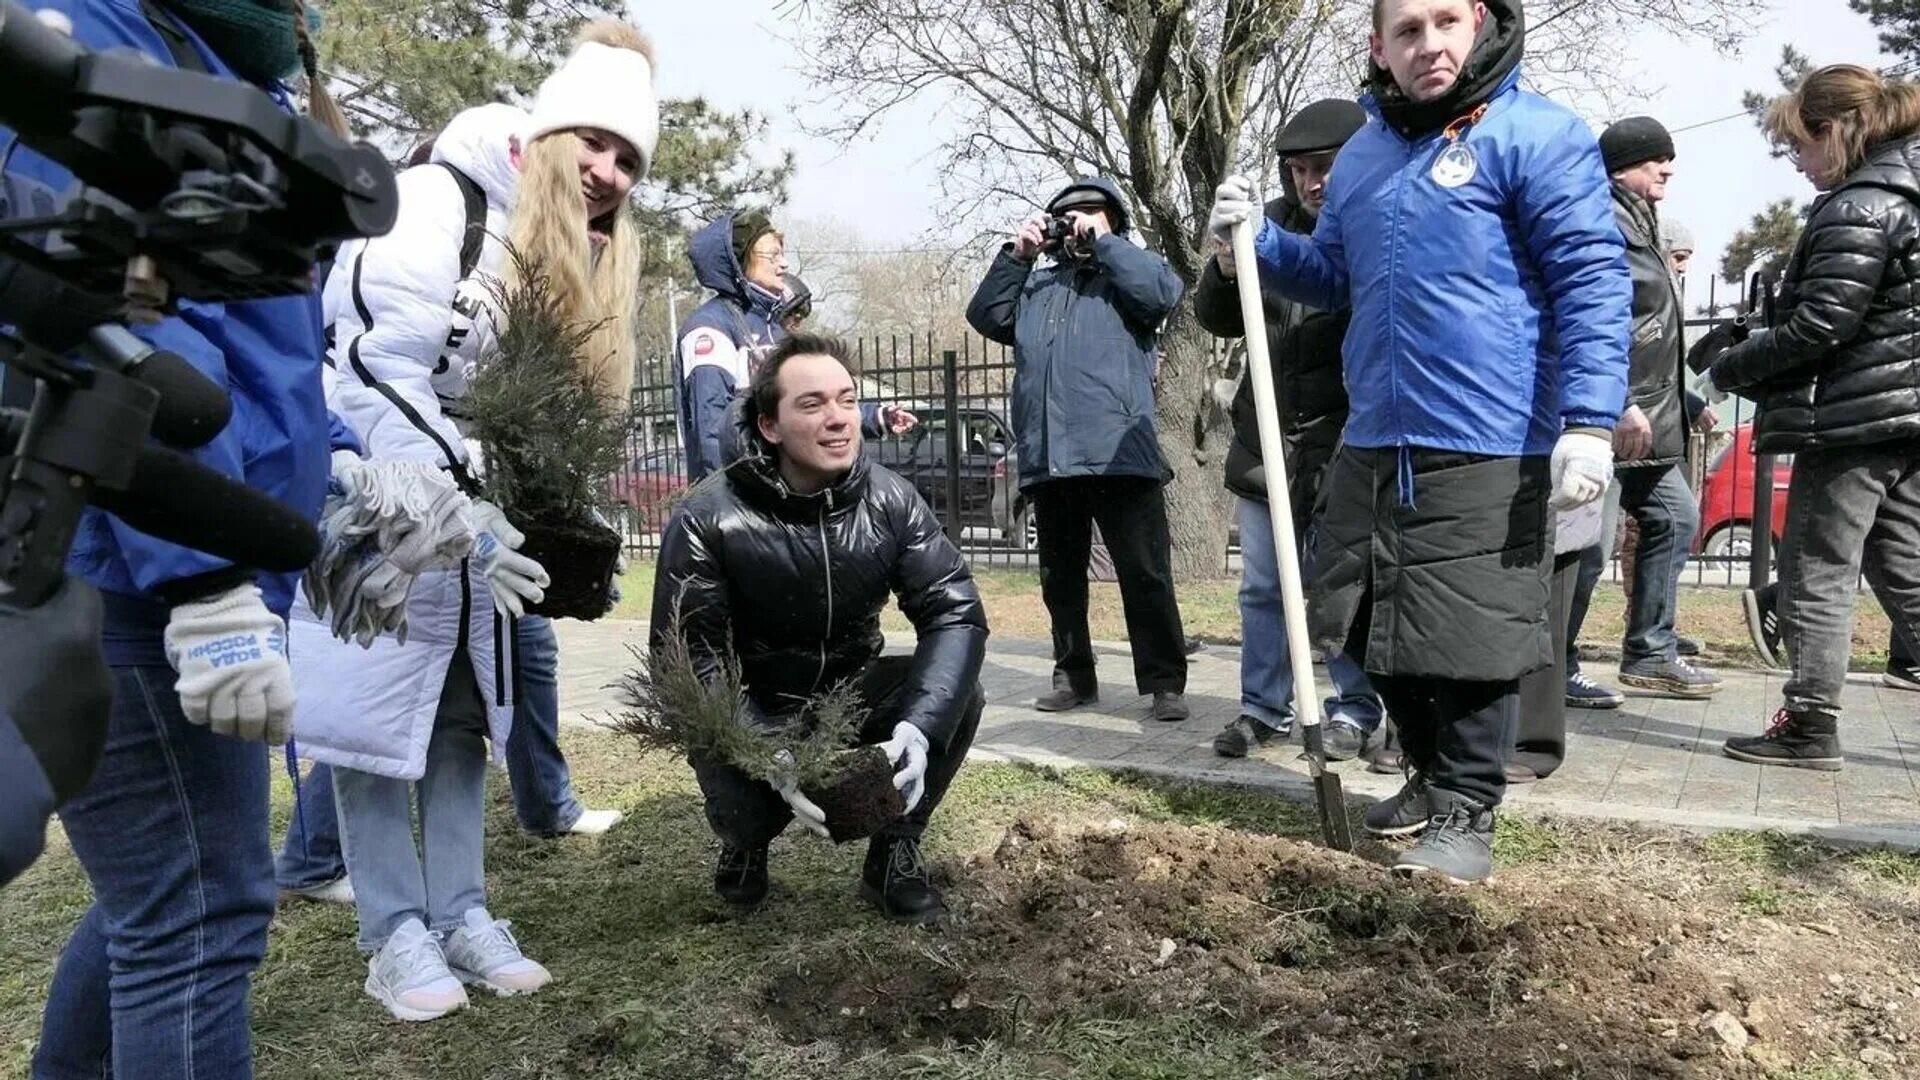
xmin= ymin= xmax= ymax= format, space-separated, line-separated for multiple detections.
xmin=758 ymin=818 xmax=1920 ymax=1078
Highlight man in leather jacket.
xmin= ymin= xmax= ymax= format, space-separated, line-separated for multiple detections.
xmin=650 ymin=333 xmax=988 ymax=924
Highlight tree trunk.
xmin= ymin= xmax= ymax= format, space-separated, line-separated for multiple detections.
xmin=1154 ymin=304 xmax=1233 ymax=581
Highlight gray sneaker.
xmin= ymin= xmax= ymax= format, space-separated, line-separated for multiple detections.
xmin=1321 ymin=721 xmax=1367 ymax=761
xmin=1362 ymin=770 xmax=1429 ymax=838
xmin=365 ymin=918 xmax=468 ymax=1022
xmin=442 ymin=907 xmax=552 ymax=997
xmin=1618 ymin=656 xmax=1723 ymax=698
xmin=1392 ymin=790 xmax=1495 ymax=885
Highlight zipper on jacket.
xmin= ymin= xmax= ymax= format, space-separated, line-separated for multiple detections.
xmin=813 ymin=491 xmax=834 ymax=694
xmin=456 ymin=555 xmax=473 ymax=653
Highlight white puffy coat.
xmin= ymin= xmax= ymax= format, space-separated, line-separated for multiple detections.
xmin=291 ymin=104 xmax=527 ymax=780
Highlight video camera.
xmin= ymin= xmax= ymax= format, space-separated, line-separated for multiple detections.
xmin=0 ymin=0 xmax=399 ymax=610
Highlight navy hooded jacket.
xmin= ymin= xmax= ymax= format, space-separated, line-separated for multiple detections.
xmin=964 ymin=177 xmax=1185 ymax=490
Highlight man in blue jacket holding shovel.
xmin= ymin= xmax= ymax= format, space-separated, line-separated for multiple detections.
xmin=1210 ymin=0 xmax=1630 ymax=884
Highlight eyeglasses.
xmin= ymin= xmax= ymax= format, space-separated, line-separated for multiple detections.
xmin=751 ymin=246 xmax=786 ymax=262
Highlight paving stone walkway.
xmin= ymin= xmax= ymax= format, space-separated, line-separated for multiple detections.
xmin=555 ymin=620 xmax=1920 ymax=849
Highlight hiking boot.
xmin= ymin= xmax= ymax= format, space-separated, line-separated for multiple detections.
xmin=364 ymin=918 xmax=468 ymax=1022
xmin=1149 ymin=691 xmax=1190 ymax=723
xmin=1392 ymin=790 xmax=1495 ymax=885
xmin=1744 ymin=584 xmax=1786 ymax=668
xmin=859 ymin=836 xmax=947 ymax=924
xmin=1321 ymin=720 xmax=1368 ymax=762
xmin=1363 ymin=769 xmax=1430 ymax=838
xmin=1676 ymin=634 xmax=1703 ymax=658
xmin=1034 ymin=675 xmax=1097 ymax=712
xmin=1723 ymin=709 xmax=1843 ymax=771
xmin=443 ymin=907 xmax=552 ymax=997
xmin=1618 ymin=656 xmax=1723 ymax=698
xmin=1565 ymin=672 xmax=1624 ymax=709
xmin=714 ymin=845 xmax=770 ymax=906
xmin=1213 ymin=714 xmax=1283 ymax=758
xmin=1885 ymin=660 xmax=1920 ymax=693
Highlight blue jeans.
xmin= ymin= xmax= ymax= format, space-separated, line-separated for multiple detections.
xmin=334 ymin=649 xmax=489 ymax=952
xmin=1237 ymin=498 xmax=1382 ymax=732
xmin=273 ymin=616 xmax=584 ymax=888
xmin=1614 ymin=464 xmax=1698 ymax=665
xmin=34 ymin=665 xmax=274 ymax=1080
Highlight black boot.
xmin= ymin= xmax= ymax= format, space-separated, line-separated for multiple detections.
xmin=1034 ymin=672 xmax=1097 ymax=712
xmin=1723 ymin=709 xmax=1843 ymax=770
xmin=859 ymin=835 xmax=947 ymax=924
xmin=714 ymin=845 xmax=769 ymax=906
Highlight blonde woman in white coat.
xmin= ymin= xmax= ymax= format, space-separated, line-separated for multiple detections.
xmin=289 ymin=22 xmax=655 ymax=1022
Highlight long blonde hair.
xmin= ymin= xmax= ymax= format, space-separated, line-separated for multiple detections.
xmin=1765 ymin=64 xmax=1920 ymax=187
xmin=500 ymin=20 xmax=652 ymax=405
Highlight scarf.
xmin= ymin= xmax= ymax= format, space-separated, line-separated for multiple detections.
xmin=158 ymin=0 xmax=305 ymax=85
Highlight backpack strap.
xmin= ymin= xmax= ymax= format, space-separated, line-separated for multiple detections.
xmin=138 ymin=0 xmax=212 ymax=75
xmin=435 ymin=162 xmax=487 ymax=280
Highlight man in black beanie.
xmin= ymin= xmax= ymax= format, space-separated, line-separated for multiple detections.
xmin=1563 ymin=115 xmax=1724 ymax=711
xmin=1193 ymin=99 xmax=1385 ymax=762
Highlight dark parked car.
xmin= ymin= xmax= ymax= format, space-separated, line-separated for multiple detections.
xmin=869 ymin=406 xmax=1025 ymax=541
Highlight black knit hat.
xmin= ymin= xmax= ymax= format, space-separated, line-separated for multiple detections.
xmin=1599 ymin=116 xmax=1676 ymax=175
xmin=731 ymin=209 xmax=776 ymax=266
xmin=1275 ymin=99 xmax=1367 ymax=157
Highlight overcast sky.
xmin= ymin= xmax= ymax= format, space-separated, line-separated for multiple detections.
xmin=636 ymin=0 xmax=1891 ymax=312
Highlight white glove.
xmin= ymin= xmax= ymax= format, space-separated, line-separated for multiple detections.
xmin=470 ymin=501 xmax=549 ymax=618
xmin=1549 ymin=431 xmax=1614 ymax=511
xmin=164 ymin=583 xmax=295 ymax=744
xmin=1208 ymin=174 xmax=1257 ymax=243
xmin=878 ymin=721 xmax=930 ymax=815
xmin=769 ymin=750 xmax=831 ymax=839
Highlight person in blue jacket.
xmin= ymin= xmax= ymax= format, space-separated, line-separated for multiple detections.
xmin=1209 ymin=0 xmax=1629 ymax=884
xmin=0 ymin=1 xmax=355 ymax=1075
xmin=966 ymin=177 xmax=1193 ymax=723
xmin=674 ymin=211 xmax=915 ymax=480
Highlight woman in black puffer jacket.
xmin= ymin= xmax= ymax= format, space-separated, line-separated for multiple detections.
xmin=1708 ymin=64 xmax=1920 ymax=770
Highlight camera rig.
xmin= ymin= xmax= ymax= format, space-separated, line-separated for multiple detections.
xmin=0 ymin=0 xmax=398 ymax=609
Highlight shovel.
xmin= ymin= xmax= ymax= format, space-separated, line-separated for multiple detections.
xmin=1229 ymin=216 xmax=1353 ymax=852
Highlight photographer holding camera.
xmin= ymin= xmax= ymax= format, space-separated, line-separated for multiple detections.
xmin=966 ymin=178 xmax=1191 ymax=722
xmin=1 ymin=1 xmax=357 ymax=1075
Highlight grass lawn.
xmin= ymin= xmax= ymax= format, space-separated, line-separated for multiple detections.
xmin=6 ymin=725 xmax=1916 ymax=1079
xmin=615 ymin=559 xmax=1895 ymax=673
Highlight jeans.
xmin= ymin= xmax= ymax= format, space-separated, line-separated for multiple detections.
xmin=333 ymin=649 xmax=489 ymax=952
xmin=1032 ymin=476 xmax=1187 ymax=695
xmin=1778 ymin=442 xmax=1920 ymax=716
xmin=1614 ymin=464 xmax=1698 ymax=665
xmin=33 ymin=665 xmax=275 ymax=1080
xmin=690 ymin=656 xmax=984 ymax=849
xmin=274 ymin=616 xmax=584 ymax=888
xmin=505 ymin=616 xmax=585 ymax=834
xmin=1370 ymin=673 xmax=1520 ymax=809
xmin=1235 ymin=498 xmax=1381 ymax=732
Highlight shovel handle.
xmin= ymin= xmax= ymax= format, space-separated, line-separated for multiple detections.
xmin=1229 ymin=218 xmax=1323 ymax=753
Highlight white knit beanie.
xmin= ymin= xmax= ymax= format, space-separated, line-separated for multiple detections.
xmin=1660 ymin=217 xmax=1695 ymax=255
xmin=525 ymin=41 xmax=660 ymax=175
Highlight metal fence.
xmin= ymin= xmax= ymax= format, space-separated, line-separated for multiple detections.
xmin=617 ymin=319 xmax=1778 ymax=587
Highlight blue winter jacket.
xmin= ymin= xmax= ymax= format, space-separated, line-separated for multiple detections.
xmin=965 ymin=176 xmax=1185 ymax=490
xmin=674 ymin=213 xmax=887 ymax=478
xmin=1253 ymin=68 xmax=1630 ymax=461
xmin=0 ymin=0 xmax=338 ymax=639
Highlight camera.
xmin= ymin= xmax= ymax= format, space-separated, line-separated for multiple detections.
xmin=1041 ymin=214 xmax=1075 ymax=249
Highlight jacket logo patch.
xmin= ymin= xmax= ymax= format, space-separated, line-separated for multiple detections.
xmin=1431 ymin=143 xmax=1478 ymax=189
xmin=693 ymin=333 xmax=716 ymax=356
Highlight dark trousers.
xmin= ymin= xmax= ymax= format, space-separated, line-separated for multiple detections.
xmin=690 ymin=656 xmax=984 ymax=850
xmin=1030 ymin=476 xmax=1187 ymax=694
xmin=1514 ymin=550 xmax=1582 ymax=778
xmin=1369 ymin=674 xmax=1519 ymax=809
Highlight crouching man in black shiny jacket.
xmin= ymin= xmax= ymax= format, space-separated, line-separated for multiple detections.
xmin=649 ymin=332 xmax=989 ymax=923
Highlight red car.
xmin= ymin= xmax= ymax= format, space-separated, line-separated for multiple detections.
xmin=609 ymin=447 xmax=688 ymax=536
xmin=1694 ymin=422 xmax=1793 ymax=561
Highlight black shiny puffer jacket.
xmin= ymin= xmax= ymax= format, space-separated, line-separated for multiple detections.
xmin=1711 ymin=137 xmax=1920 ymax=453
xmin=649 ymin=448 xmax=988 ymax=749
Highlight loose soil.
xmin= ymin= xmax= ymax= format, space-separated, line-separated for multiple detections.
xmin=804 ymin=744 xmax=906 ymax=842
xmin=758 ymin=817 xmax=1920 ymax=1078
xmin=520 ymin=517 xmax=622 ymax=621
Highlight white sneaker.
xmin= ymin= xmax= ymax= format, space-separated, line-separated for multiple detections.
xmin=283 ymin=876 xmax=355 ymax=905
xmin=564 ymin=808 xmax=623 ymax=836
xmin=444 ymin=907 xmax=552 ymax=997
xmin=365 ymin=918 xmax=468 ymax=1022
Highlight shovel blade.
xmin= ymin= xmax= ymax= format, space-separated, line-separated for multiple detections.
xmin=1314 ymin=773 xmax=1353 ymax=851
